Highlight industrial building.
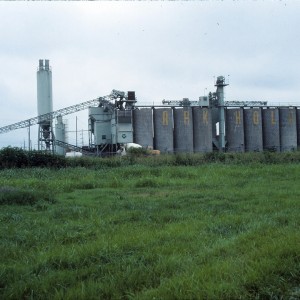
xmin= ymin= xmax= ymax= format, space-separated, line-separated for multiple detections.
xmin=0 ymin=60 xmax=300 ymax=155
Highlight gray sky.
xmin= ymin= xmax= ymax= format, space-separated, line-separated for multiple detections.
xmin=0 ymin=1 xmax=299 ymax=148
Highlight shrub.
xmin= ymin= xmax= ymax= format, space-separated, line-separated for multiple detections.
xmin=0 ymin=147 xmax=67 ymax=169
xmin=27 ymin=151 xmax=67 ymax=168
xmin=0 ymin=147 xmax=28 ymax=168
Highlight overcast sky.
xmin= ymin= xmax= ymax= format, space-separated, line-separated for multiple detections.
xmin=0 ymin=1 xmax=299 ymax=148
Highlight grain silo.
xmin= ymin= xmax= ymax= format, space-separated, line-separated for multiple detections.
xmin=262 ymin=108 xmax=280 ymax=152
xmin=174 ymin=107 xmax=194 ymax=153
xmin=153 ymin=108 xmax=174 ymax=153
xmin=133 ymin=108 xmax=153 ymax=149
xmin=297 ymin=109 xmax=300 ymax=149
xmin=244 ymin=108 xmax=263 ymax=152
xmin=193 ymin=107 xmax=213 ymax=153
xmin=225 ymin=108 xmax=245 ymax=152
xmin=279 ymin=108 xmax=297 ymax=151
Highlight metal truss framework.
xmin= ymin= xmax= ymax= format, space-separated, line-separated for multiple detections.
xmin=54 ymin=140 xmax=96 ymax=156
xmin=0 ymin=97 xmax=105 ymax=135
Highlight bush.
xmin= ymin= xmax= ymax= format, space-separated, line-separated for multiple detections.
xmin=0 ymin=147 xmax=67 ymax=169
xmin=0 ymin=147 xmax=28 ymax=168
xmin=27 ymin=150 xmax=67 ymax=168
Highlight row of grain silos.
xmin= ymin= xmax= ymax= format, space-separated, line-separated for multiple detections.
xmin=133 ymin=107 xmax=212 ymax=153
xmin=133 ymin=107 xmax=300 ymax=153
xmin=226 ymin=107 xmax=299 ymax=152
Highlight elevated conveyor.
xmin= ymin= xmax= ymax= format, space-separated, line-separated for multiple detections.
xmin=54 ymin=140 xmax=96 ymax=156
xmin=0 ymin=97 xmax=106 ymax=135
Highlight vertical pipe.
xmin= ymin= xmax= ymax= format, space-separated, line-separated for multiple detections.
xmin=28 ymin=121 xmax=31 ymax=151
xmin=215 ymin=76 xmax=228 ymax=151
xmin=219 ymin=105 xmax=225 ymax=151
xmin=76 ymin=116 xmax=78 ymax=147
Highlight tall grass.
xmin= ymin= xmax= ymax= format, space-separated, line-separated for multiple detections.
xmin=0 ymin=161 xmax=300 ymax=299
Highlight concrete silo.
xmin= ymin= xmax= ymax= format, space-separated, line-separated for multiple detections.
xmin=225 ymin=108 xmax=245 ymax=152
xmin=133 ymin=108 xmax=153 ymax=149
xmin=153 ymin=108 xmax=174 ymax=153
xmin=262 ymin=108 xmax=280 ymax=152
xmin=297 ymin=109 xmax=300 ymax=149
xmin=244 ymin=108 xmax=263 ymax=152
xmin=193 ymin=107 xmax=212 ymax=153
xmin=37 ymin=59 xmax=53 ymax=150
xmin=174 ymin=107 xmax=194 ymax=153
xmin=279 ymin=108 xmax=297 ymax=151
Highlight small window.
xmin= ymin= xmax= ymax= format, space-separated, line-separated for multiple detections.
xmin=102 ymin=135 xmax=106 ymax=140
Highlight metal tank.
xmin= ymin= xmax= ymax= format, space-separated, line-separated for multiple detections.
xmin=193 ymin=107 xmax=212 ymax=152
xmin=37 ymin=59 xmax=53 ymax=150
xmin=55 ymin=116 xmax=66 ymax=156
xmin=225 ymin=108 xmax=245 ymax=152
xmin=133 ymin=108 xmax=153 ymax=149
xmin=173 ymin=107 xmax=193 ymax=153
xmin=279 ymin=108 xmax=297 ymax=151
xmin=113 ymin=110 xmax=133 ymax=144
xmin=297 ymin=109 xmax=300 ymax=149
xmin=244 ymin=108 xmax=263 ymax=152
xmin=37 ymin=59 xmax=53 ymax=118
xmin=262 ymin=108 xmax=280 ymax=152
xmin=153 ymin=108 xmax=174 ymax=153
xmin=88 ymin=106 xmax=112 ymax=145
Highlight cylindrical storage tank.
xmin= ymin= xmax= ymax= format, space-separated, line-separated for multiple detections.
xmin=55 ymin=116 xmax=66 ymax=156
xmin=193 ymin=107 xmax=212 ymax=152
xmin=244 ymin=108 xmax=263 ymax=152
xmin=133 ymin=109 xmax=153 ymax=149
xmin=174 ymin=107 xmax=194 ymax=153
xmin=297 ymin=109 xmax=300 ymax=149
xmin=37 ymin=59 xmax=53 ymax=124
xmin=262 ymin=108 xmax=280 ymax=152
xmin=225 ymin=108 xmax=245 ymax=152
xmin=153 ymin=108 xmax=173 ymax=153
xmin=279 ymin=108 xmax=297 ymax=152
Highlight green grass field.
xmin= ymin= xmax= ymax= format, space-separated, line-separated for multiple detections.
xmin=1 ymin=158 xmax=300 ymax=299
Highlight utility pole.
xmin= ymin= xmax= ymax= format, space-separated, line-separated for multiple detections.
xmin=76 ymin=116 xmax=78 ymax=147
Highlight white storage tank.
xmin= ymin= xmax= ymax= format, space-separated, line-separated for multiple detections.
xmin=55 ymin=116 xmax=66 ymax=155
xmin=37 ymin=59 xmax=53 ymax=122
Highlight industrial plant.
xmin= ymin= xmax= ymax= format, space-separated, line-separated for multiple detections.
xmin=0 ymin=60 xmax=300 ymax=155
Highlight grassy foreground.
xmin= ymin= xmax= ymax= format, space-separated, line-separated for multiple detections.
xmin=0 ymin=160 xmax=300 ymax=299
